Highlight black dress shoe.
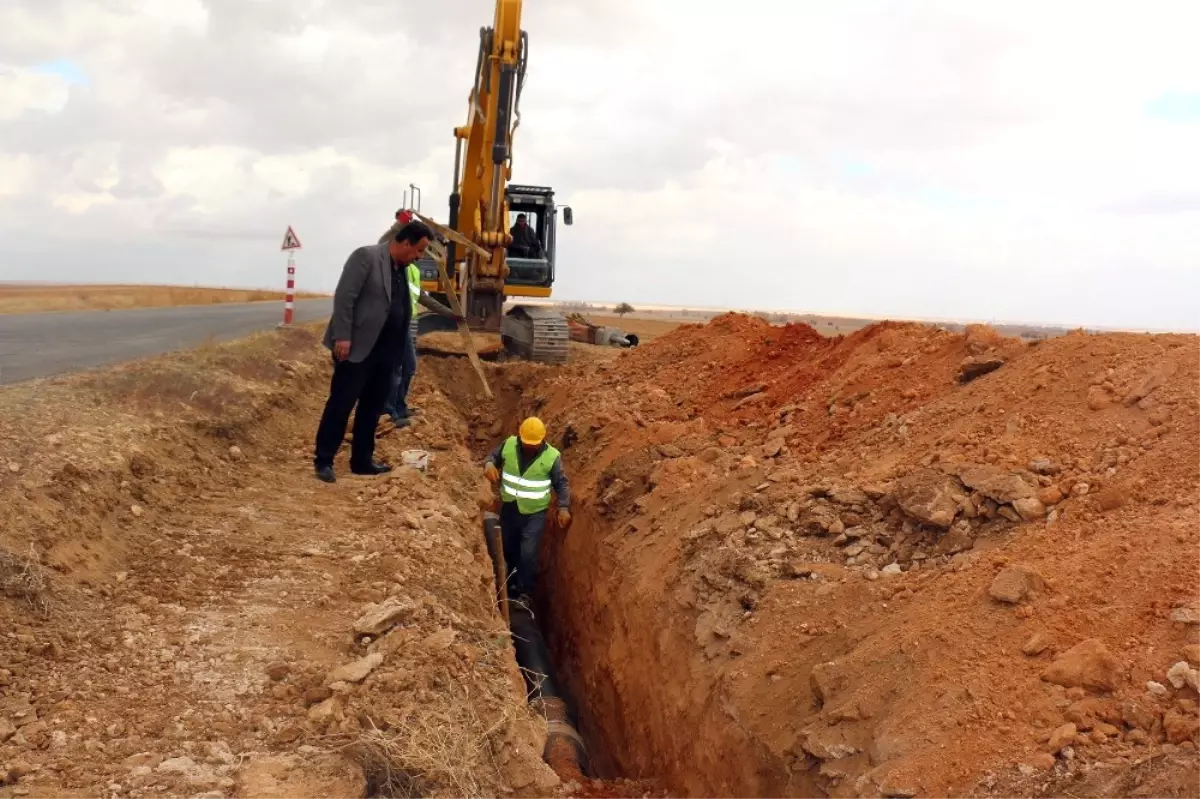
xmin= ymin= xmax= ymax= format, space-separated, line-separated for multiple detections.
xmin=350 ymin=461 xmax=393 ymax=476
xmin=315 ymin=465 xmax=336 ymax=483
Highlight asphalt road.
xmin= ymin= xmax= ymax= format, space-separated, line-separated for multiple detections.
xmin=0 ymin=298 xmax=333 ymax=385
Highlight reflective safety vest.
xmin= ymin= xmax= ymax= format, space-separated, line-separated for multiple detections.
xmin=406 ymin=262 xmax=421 ymax=314
xmin=499 ymin=436 xmax=560 ymax=515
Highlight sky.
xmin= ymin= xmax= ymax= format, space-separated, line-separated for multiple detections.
xmin=1 ymin=0 xmax=1198 ymax=331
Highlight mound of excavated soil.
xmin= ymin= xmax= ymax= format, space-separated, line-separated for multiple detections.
xmin=4 ymin=314 xmax=1196 ymax=799
xmin=502 ymin=314 xmax=1200 ymax=797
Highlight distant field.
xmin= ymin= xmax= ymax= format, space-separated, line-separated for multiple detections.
xmin=551 ymin=302 xmax=1075 ymax=340
xmin=0 ymin=284 xmax=329 ymax=315
xmin=2 ymin=284 xmax=1081 ymax=342
xmin=584 ymin=314 xmax=683 ymax=342
xmin=571 ymin=309 xmax=872 ymax=338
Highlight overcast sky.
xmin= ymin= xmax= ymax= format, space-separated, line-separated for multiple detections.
xmin=1 ymin=0 xmax=1198 ymax=330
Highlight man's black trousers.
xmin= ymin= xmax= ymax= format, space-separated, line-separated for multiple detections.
xmin=499 ymin=501 xmax=548 ymax=598
xmin=313 ymin=338 xmax=397 ymax=470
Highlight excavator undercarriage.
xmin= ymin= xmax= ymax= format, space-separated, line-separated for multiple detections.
xmin=408 ymin=296 xmax=569 ymax=365
xmin=502 ymin=306 xmax=570 ymax=364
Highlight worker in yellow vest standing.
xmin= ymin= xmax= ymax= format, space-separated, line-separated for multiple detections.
xmin=484 ymin=417 xmax=572 ymax=603
xmin=380 ymin=209 xmax=458 ymax=426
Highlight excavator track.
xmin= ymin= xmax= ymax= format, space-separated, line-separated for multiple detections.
xmin=502 ymin=305 xmax=569 ymax=365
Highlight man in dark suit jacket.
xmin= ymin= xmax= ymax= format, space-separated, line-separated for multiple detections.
xmin=313 ymin=221 xmax=460 ymax=483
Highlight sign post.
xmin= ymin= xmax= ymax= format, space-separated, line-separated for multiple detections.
xmin=280 ymin=225 xmax=302 ymax=326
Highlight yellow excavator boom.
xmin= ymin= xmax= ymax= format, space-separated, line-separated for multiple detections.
xmin=445 ymin=0 xmax=525 ymax=329
xmin=397 ymin=0 xmax=571 ymax=364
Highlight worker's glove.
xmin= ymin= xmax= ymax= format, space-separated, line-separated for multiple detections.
xmin=556 ymin=508 xmax=572 ymax=531
xmin=484 ymin=463 xmax=499 ymax=484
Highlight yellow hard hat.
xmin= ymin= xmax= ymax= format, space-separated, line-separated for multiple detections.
xmin=519 ymin=416 xmax=546 ymax=446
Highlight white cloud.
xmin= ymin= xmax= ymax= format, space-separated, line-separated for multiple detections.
xmin=0 ymin=66 xmax=71 ymax=119
xmin=0 ymin=0 xmax=1197 ymax=330
xmin=0 ymin=152 xmax=35 ymax=196
xmin=53 ymin=192 xmax=116 ymax=214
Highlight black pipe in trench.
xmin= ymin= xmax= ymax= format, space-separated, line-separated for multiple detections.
xmin=483 ymin=513 xmax=591 ymax=776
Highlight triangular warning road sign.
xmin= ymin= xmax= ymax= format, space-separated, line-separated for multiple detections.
xmin=281 ymin=226 xmax=302 ymax=251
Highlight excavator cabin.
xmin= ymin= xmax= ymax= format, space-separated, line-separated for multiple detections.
xmin=498 ymin=184 xmax=572 ymax=297
xmin=410 ymin=184 xmax=573 ymax=363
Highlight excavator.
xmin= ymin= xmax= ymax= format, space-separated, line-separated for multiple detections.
xmin=399 ymin=0 xmax=573 ymax=365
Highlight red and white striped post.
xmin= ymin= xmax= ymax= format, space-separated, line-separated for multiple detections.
xmin=279 ymin=225 xmax=302 ymax=327
xmin=283 ymin=255 xmax=296 ymax=326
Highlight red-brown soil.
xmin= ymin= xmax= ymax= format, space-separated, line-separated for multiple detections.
xmin=0 ymin=327 xmax=560 ymax=799
xmin=463 ymin=314 xmax=1200 ymax=798
xmin=2 ymin=313 xmax=1197 ymax=799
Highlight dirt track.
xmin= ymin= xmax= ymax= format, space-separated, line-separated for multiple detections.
xmin=1 ymin=315 xmax=1197 ymax=798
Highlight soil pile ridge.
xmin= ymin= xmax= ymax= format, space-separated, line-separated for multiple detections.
xmin=523 ymin=314 xmax=1199 ymax=797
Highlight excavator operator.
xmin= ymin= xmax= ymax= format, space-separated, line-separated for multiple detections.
xmin=483 ymin=417 xmax=571 ymax=603
xmin=508 ymin=213 xmax=543 ymax=259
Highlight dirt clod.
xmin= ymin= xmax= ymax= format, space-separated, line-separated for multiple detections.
xmin=1042 ymin=639 xmax=1123 ymax=692
xmin=1047 ymin=722 xmax=1078 ymax=753
xmin=989 ymin=566 xmax=1045 ymax=604
xmin=1022 ymin=632 xmax=1051 ymax=656
xmin=1170 ymin=604 xmax=1200 ymax=625
xmin=264 ymin=662 xmax=290 ymax=681
xmin=353 ymin=596 xmax=417 ymax=637
xmin=958 ymin=356 xmax=1006 ymax=383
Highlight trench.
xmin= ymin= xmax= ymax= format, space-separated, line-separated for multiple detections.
xmin=521 ymin=447 xmax=824 ymax=798
xmin=419 ymin=353 xmax=632 ymax=787
xmin=481 ymin=513 xmax=593 ymax=783
xmin=425 ymin=353 xmax=816 ymax=798
xmin=467 ymin=429 xmax=610 ymax=784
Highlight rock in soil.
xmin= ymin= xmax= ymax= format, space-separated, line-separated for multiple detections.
xmin=353 ymin=596 xmax=417 ymax=637
xmin=957 ymin=356 xmax=1006 ymax=383
xmin=1041 ymin=639 xmax=1123 ymax=692
xmin=989 ymin=566 xmax=1045 ymax=604
xmin=1170 ymin=604 xmax=1200 ymax=625
xmin=1047 ymin=722 xmax=1077 ymax=753
xmin=325 ymin=653 xmax=384 ymax=685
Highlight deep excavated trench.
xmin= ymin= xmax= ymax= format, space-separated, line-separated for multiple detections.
xmin=535 ymin=497 xmax=819 ymax=797
xmin=423 ymin=354 xmax=636 ymax=784
xmin=481 ymin=512 xmax=592 ymax=781
xmin=425 ymin=352 xmax=816 ymax=798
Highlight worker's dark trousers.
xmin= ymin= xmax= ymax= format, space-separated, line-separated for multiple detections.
xmin=313 ymin=337 xmax=397 ymax=470
xmin=499 ymin=502 xmax=547 ymax=597
xmin=383 ymin=334 xmax=418 ymax=420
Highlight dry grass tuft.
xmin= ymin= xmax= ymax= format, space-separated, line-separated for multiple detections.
xmin=346 ymin=702 xmax=515 ymax=799
xmin=0 ymin=545 xmax=52 ymax=616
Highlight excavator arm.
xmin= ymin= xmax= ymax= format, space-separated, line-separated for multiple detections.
xmin=395 ymin=0 xmax=569 ymax=365
xmin=446 ymin=0 xmax=528 ymax=330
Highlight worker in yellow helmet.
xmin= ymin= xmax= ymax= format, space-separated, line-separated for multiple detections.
xmin=483 ymin=417 xmax=572 ymax=603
